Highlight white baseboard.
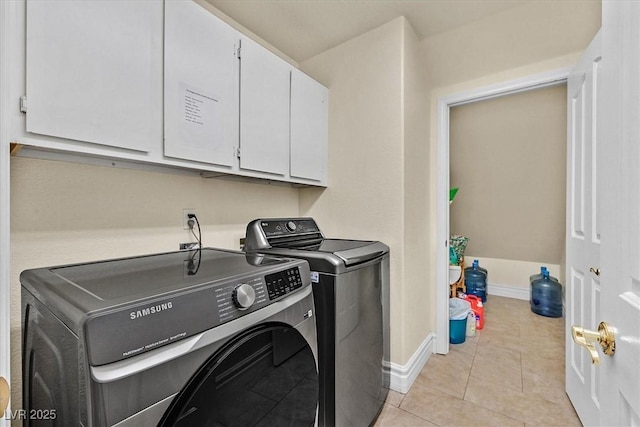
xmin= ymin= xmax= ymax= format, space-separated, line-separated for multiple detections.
xmin=487 ymin=282 xmax=530 ymax=301
xmin=387 ymin=332 xmax=434 ymax=394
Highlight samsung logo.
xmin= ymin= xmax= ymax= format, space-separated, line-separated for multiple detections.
xmin=130 ymin=302 xmax=173 ymax=320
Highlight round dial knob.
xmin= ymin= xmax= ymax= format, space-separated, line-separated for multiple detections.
xmin=232 ymin=284 xmax=256 ymax=310
xmin=286 ymin=221 xmax=297 ymax=232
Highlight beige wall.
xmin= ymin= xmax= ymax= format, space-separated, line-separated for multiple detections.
xmin=450 ymin=85 xmax=568 ymax=265
xmin=298 ymin=17 xmax=432 ymax=365
xmin=401 ymin=23 xmax=433 ymax=356
xmin=422 ymin=1 xmax=601 ymax=89
xmin=298 ymin=18 xmax=408 ymax=363
xmin=10 ymin=156 xmax=300 ymax=407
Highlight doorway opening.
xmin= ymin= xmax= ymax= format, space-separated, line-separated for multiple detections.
xmin=435 ymin=68 xmax=571 ymax=355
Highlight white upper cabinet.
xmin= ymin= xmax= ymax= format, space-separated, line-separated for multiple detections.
xmin=25 ymin=0 xmax=163 ymax=152
xmin=22 ymin=0 xmax=327 ymax=186
xmin=164 ymin=1 xmax=239 ymax=167
xmin=290 ymin=69 xmax=328 ymax=183
xmin=239 ymin=36 xmax=291 ymax=176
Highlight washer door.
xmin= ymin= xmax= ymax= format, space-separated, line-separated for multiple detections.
xmin=159 ymin=323 xmax=318 ymax=427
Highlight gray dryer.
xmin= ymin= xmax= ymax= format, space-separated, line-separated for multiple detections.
xmin=21 ymin=248 xmax=319 ymax=426
xmin=245 ymin=218 xmax=390 ymax=427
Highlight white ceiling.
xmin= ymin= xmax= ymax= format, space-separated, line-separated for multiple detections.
xmin=206 ymin=0 xmax=534 ymax=63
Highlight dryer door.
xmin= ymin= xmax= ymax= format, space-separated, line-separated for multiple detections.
xmin=159 ymin=323 xmax=318 ymax=426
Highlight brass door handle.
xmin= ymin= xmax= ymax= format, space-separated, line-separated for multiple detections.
xmin=590 ymin=267 xmax=601 ymax=276
xmin=571 ymin=322 xmax=615 ymax=365
xmin=0 ymin=376 xmax=9 ymax=417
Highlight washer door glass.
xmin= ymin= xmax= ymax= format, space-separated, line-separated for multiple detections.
xmin=159 ymin=323 xmax=318 ymax=426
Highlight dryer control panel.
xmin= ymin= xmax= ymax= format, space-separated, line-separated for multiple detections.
xmin=265 ymin=267 xmax=303 ymax=300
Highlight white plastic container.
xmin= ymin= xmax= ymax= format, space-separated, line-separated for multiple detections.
xmin=466 ymin=311 xmax=476 ymax=337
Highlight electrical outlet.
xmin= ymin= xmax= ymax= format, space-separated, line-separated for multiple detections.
xmin=183 ymin=208 xmax=196 ymax=230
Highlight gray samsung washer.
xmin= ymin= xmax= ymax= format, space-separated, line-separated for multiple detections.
xmin=21 ymin=248 xmax=319 ymax=426
xmin=245 ymin=218 xmax=390 ymax=427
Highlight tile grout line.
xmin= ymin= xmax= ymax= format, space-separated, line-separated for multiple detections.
xmin=462 ymin=330 xmax=480 ymax=401
xmin=393 ymin=404 xmax=442 ymax=426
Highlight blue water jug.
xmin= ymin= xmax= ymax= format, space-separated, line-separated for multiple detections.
xmin=464 ymin=260 xmax=487 ymax=302
xmin=475 ymin=259 xmax=488 ymax=282
xmin=529 ymin=266 xmax=548 ymax=284
xmin=529 ymin=266 xmax=561 ymax=286
xmin=530 ymin=270 xmax=563 ymax=318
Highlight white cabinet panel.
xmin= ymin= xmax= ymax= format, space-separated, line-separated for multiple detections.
xmin=239 ymin=36 xmax=291 ymax=176
xmin=26 ymin=0 xmax=163 ymax=152
xmin=290 ymin=69 xmax=328 ymax=183
xmin=22 ymin=0 xmax=327 ymax=187
xmin=164 ymin=1 xmax=239 ymax=167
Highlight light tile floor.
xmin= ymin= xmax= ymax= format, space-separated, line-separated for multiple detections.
xmin=375 ymin=296 xmax=582 ymax=426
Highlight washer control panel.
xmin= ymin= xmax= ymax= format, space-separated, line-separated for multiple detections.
xmin=259 ymin=218 xmax=320 ymax=237
xmin=265 ymin=267 xmax=303 ymax=300
xmin=215 ymin=277 xmax=267 ymax=323
xmin=245 ymin=218 xmax=324 ymax=251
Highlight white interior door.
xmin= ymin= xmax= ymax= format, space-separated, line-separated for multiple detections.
xmin=567 ymin=2 xmax=640 ymax=425
xmin=597 ymin=2 xmax=640 ymax=425
xmin=565 ymin=31 xmax=602 ymax=424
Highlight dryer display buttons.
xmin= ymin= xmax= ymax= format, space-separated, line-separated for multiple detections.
xmin=265 ymin=267 xmax=303 ymax=300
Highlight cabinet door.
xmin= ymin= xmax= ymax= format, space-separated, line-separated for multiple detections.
xmin=239 ymin=37 xmax=291 ymax=176
xmin=290 ymin=69 xmax=328 ymax=183
xmin=164 ymin=1 xmax=239 ymax=167
xmin=26 ymin=0 xmax=162 ymax=152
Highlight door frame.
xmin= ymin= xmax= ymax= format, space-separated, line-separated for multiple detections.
xmin=435 ymin=67 xmax=572 ymax=355
xmin=0 ymin=1 xmax=18 ymax=423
